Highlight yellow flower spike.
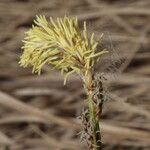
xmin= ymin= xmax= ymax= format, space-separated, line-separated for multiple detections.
xmin=19 ymin=15 xmax=108 ymax=84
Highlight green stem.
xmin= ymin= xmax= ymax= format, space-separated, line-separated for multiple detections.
xmin=88 ymin=93 xmax=102 ymax=150
xmin=84 ymin=71 xmax=102 ymax=150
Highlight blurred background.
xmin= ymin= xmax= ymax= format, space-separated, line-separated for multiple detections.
xmin=0 ymin=0 xmax=150 ymax=149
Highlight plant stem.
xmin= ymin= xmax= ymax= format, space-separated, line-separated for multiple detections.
xmin=83 ymin=71 xmax=103 ymax=150
xmin=87 ymin=91 xmax=102 ymax=150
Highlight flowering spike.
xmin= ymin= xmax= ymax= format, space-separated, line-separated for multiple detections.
xmin=19 ymin=15 xmax=108 ymax=83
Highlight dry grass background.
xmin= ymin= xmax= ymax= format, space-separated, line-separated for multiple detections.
xmin=0 ymin=0 xmax=150 ymax=149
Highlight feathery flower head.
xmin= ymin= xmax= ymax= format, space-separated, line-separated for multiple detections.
xmin=19 ymin=15 xmax=108 ymax=83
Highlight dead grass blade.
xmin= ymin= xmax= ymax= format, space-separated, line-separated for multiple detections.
xmin=0 ymin=91 xmax=150 ymax=142
xmin=0 ymin=91 xmax=78 ymax=130
xmin=0 ymin=131 xmax=14 ymax=145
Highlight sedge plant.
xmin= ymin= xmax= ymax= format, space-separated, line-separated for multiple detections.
xmin=19 ymin=15 xmax=108 ymax=150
